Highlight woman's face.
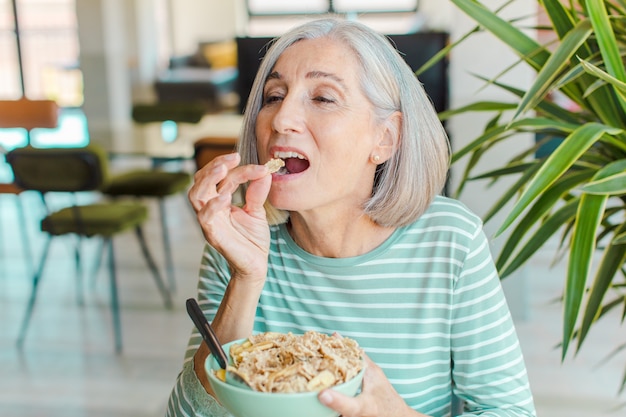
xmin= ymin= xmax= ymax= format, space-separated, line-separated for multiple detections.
xmin=256 ymin=37 xmax=388 ymax=216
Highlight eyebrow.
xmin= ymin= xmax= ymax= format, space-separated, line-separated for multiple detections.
xmin=266 ymin=70 xmax=347 ymax=90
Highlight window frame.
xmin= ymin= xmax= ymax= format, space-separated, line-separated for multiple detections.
xmin=245 ymin=0 xmax=420 ymax=17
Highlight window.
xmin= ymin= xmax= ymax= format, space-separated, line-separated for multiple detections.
xmin=0 ymin=0 xmax=82 ymax=106
xmin=0 ymin=0 xmax=86 ymax=153
xmin=246 ymin=0 xmax=419 ymax=16
xmin=247 ymin=0 xmax=328 ymax=15
xmin=0 ymin=0 xmax=22 ymax=98
xmin=245 ymin=0 xmax=422 ymax=37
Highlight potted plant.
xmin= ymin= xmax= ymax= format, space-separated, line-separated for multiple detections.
xmin=422 ymin=0 xmax=626 ymax=391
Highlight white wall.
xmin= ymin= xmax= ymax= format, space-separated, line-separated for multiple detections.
xmin=77 ymin=0 xmax=133 ymax=145
xmin=167 ymin=0 xmax=239 ymax=55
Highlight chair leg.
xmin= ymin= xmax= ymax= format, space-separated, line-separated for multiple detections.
xmin=105 ymin=238 xmax=123 ymax=354
xmin=157 ymin=198 xmax=176 ymax=293
xmin=16 ymin=236 xmax=52 ymax=348
xmin=15 ymin=196 xmax=35 ymax=278
xmin=74 ymin=236 xmax=84 ymax=306
xmin=89 ymin=237 xmax=105 ymax=289
xmin=134 ymin=226 xmax=173 ymax=309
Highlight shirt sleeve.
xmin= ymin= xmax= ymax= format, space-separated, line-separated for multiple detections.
xmin=165 ymin=244 xmax=233 ymax=417
xmin=451 ymin=227 xmax=537 ymax=417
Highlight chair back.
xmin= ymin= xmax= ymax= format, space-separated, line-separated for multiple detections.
xmin=6 ymin=144 xmax=110 ymax=193
xmin=0 ymin=98 xmax=59 ymax=130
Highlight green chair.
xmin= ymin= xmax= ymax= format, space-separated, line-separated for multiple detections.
xmin=7 ymin=143 xmax=173 ymax=353
xmin=101 ymin=102 xmax=200 ymax=292
xmin=0 ymin=98 xmax=60 ymax=275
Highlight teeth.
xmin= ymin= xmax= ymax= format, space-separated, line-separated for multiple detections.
xmin=272 ymin=151 xmax=306 ymax=160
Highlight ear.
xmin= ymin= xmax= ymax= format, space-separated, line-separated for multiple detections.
xmin=372 ymin=111 xmax=402 ymax=164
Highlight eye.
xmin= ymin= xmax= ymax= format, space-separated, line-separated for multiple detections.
xmin=262 ymin=94 xmax=283 ymax=106
xmin=313 ymin=96 xmax=335 ymax=103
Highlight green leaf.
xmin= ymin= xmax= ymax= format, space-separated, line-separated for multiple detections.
xmin=562 ymin=192 xmax=607 ymax=357
xmin=496 ymin=122 xmax=623 ymax=236
xmin=582 ymin=172 xmax=626 ymax=194
xmin=615 ymin=231 xmax=626 ymax=245
xmin=514 ymin=19 xmax=593 ymax=118
xmin=496 ymin=170 xmax=593 ymax=272
xmin=577 ymin=222 xmax=626 ymax=352
xmin=586 ymin=0 xmax=626 ymax=81
xmin=579 ymin=59 xmax=626 ymax=92
xmin=480 ymin=163 xmax=541 ymax=224
xmin=470 ymin=73 xmax=585 ymax=124
xmin=451 ymin=125 xmax=508 ymax=164
xmin=569 ymin=158 xmax=626 ymax=355
xmin=451 ymin=117 xmax=578 ymax=163
xmin=438 ymin=101 xmax=518 ymax=121
xmin=581 ymin=159 xmax=626 ymax=194
xmin=542 ymin=0 xmax=577 ymax=41
xmin=451 ymin=0 xmax=550 ymax=71
xmin=499 ymin=199 xmax=579 ymax=278
xmin=579 ymin=58 xmax=626 ymax=103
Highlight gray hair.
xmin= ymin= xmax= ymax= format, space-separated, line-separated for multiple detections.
xmin=238 ymin=18 xmax=450 ymax=227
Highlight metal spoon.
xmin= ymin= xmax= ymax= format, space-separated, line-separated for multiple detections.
xmin=185 ymin=298 xmax=252 ymax=390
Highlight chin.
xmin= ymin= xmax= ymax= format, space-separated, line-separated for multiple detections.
xmin=267 ymin=193 xmax=303 ymax=213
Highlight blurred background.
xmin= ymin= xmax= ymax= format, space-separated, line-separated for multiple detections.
xmin=1 ymin=1 xmax=625 ymax=416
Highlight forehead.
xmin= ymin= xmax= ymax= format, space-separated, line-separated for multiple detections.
xmin=273 ymin=37 xmax=361 ymax=75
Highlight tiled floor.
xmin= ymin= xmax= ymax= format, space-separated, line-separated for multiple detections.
xmin=1 ymin=181 xmax=626 ymax=416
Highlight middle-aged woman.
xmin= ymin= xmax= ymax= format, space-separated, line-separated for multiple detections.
xmin=167 ymin=18 xmax=537 ymax=417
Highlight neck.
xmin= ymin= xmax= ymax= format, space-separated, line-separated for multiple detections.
xmin=287 ymin=210 xmax=395 ymax=258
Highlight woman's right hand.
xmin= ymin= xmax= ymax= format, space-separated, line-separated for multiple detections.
xmin=188 ymin=152 xmax=273 ymax=281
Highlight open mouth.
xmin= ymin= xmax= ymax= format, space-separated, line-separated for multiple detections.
xmin=272 ymin=151 xmax=310 ymax=175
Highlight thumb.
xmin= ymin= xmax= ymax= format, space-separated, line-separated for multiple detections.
xmin=318 ymin=389 xmax=360 ymax=417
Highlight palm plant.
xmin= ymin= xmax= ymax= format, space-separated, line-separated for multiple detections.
xmin=422 ymin=0 xmax=626 ymax=390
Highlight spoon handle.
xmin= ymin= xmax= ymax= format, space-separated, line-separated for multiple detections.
xmin=186 ymin=298 xmax=228 ymax=370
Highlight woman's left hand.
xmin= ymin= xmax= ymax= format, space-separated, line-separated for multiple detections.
xmin=317 ymin=355 xmax=428 ymax=417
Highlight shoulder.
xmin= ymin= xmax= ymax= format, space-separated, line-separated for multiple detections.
xmin=415 ymin=195 xmax=483 ymax=234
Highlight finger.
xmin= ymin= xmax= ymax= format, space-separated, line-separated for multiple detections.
xmin=216 ymin=163 xmax=268 ymax=196
xmin=243 ymin=173 xmax=272 ymax=214
xmin=188 ymin=163 xmax=227 ymax=212
xmin=188 ymin=153 xmax=241 ymax=212
xmin=196 ymin=193 xmax=234 ymax=247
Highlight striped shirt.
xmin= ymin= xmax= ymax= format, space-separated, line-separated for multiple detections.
xmin=166 ymin=196 xmax=536 ymax=416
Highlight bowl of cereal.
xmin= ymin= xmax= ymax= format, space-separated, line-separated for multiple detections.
xmin=205 ymin=331 xmax=365 ymax=417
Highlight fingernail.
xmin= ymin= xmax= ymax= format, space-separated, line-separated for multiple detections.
xmin=318 ymin=390 xmax=333 ymax=406
xmin=224 ymin=153 xmax=238 ymax=160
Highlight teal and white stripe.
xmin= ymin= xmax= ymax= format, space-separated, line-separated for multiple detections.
xmin=166 ymin=196 xmax=536 ymax=417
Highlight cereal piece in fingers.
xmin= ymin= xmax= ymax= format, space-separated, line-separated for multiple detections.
xmin=264 ymin=158 xmax=285 ymax=174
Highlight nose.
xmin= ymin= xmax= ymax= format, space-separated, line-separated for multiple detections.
xmin=270 ymin=94 xmax=304 ymax=135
